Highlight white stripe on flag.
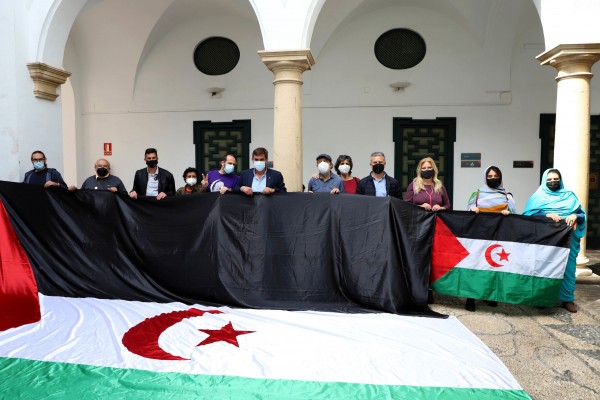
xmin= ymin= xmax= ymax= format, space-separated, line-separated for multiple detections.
xmin=0 ymin=294 xmax=523 ymax=391
xmin=456 ymin=238 xmax=569 ymax=279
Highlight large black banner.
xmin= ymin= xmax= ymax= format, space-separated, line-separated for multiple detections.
xmin=0 ymin=181 xmax=437 ymax=316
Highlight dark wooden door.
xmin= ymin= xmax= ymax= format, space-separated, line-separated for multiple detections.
xmin=193 ymin=119 xmax=251 ymax=174
xmin=539 ymin=114 xmax=600 ymax=249
xmin=393 ymin=117 xmax=456 ymax=202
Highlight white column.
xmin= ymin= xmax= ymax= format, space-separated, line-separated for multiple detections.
xmin=259 ymin=50 xmax=314 ymax=192
xmin=537 ymin=44 xmax=600 ymax=277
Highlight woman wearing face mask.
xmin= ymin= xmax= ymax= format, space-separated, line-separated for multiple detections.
xmin=334 ymin=155 xmax=361 ymax=194
xmin=523 ymin=168 xmax=586 ymax=313
xmin=467 ymin=166 xmax=516 ymax=215
xmin=405 ymin=157 xmax=451 ymax=211
xmin=464 ymin=165 xmax=516 ymax=311
xmin=405 ymin=157 xmax=450 ymax=306
xmin=176 ymin=167 xmax=206 ymax=195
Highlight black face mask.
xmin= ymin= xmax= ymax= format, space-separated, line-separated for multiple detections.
xmin=96 ymin=167 xmax=109 ymax=177
xmin=486 ymin=178 xmax=501 ymax=189
xmin=421 ymin=170 xmax=434 ymax=179
xmin=146 ymin=160 xmax=158 ymax=168
xmin=547 ymin=181 xmax=561 ymax=191
xmin=372 ymin=164 xmax=384 ymax=174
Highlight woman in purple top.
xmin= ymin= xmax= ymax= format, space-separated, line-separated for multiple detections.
xmin=405 ymin=157 xmax=450 ymax=306
xmin=405 ymin=157 xmax=451 ymax=211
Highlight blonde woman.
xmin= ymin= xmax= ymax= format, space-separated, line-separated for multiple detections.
xmin=405 ymin=157 xmax=451 ymax=211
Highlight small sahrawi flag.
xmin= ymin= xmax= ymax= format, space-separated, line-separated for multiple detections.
xmin=0 ymin=295 xmax=531 ymax=399
xmin=430 ymin=213 xmax=572 ymax=306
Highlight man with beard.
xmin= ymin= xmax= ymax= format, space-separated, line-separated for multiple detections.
xmin=129 ymin=148 xmax=175 ymax=200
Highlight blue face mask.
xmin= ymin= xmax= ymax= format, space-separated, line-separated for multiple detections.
xmin=254 ymin=161 xmax=266 ymax=172
xmin=224 ymin=164 xmax=235 ymax=174
xmin=33 ymin=161 xmax=45 ymax=170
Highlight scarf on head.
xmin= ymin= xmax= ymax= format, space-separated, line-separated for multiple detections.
xmin=467 ymin=166 xmax=517 ymax=213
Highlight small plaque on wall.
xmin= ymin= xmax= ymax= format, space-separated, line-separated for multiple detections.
xmin=461 ymin=153 xmax=481 ymax=168
xmin=513 ymin=161 xmax=534 ymax=168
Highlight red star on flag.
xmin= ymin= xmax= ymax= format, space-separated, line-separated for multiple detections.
xmin=197 ymin=321 xmax=255 ymax=347
xmin=498 ymin=248 xmax=510 ymax=262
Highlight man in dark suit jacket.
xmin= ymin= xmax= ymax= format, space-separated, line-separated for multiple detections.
xmin=129 ymin=148 xmax=175 ymax=200
xmin=236 ymin=147 xmax=286 ymax=196
xmin=356 ymin=151 xmax=402 ymax=198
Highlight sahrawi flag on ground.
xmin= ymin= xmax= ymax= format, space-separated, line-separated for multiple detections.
xmin=0 ymin=295 xmax=532 ymax=400
xmin=431 ymin=212 xmax=572 ymax=307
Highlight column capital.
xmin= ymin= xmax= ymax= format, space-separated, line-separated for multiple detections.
xmin=537 ymin=44 xmax=600 ymax=81
xmin=26 ymin=62 xmax=71 ymax=101
xmin=258 ymin=49 xmax=315 ymax=75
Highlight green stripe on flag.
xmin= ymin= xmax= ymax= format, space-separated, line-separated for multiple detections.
xmin=0 ymin=357 xmax=530 ymax=400
xmin=431 ymin=267 xmax=561 ymax=307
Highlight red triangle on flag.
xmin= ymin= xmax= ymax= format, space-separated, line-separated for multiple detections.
xmin=430 ymin=216 xmax=469 ymax=283
xmin=0 ymin=199 xmax=41 ymax=331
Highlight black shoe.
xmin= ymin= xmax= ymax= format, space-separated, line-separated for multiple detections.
xmin=484 ymin=300 xmax=498 ymax=307
xmin=465 ymin=298 xmax=476 ymax=312
xmin=428 ymin=289 xmax=435 ymax=305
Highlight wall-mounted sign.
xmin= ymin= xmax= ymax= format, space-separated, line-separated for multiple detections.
xmin=513 ymin=161 xmax=534 ymax=168
xmin=461 ymin=153 xmax=480 ymax=168
xmin=104 ymin=143 xmax=112 ymax=156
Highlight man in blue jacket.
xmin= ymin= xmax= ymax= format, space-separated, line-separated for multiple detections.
xmin=237 ymin=147 xmax=286 ymax=196
xmin=23 ymin=150 xmax=68 ymax=189
xmin=356 ymin=151 xmax=402 ymax=198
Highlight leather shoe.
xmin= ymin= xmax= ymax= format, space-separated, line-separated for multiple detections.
xmin=485 ymin=300 xmax=498 ymax=307
xmin=465 ymin=298 xmax=476 ymax=312
xmin=563 ymin=302 xmax=577 ymax=313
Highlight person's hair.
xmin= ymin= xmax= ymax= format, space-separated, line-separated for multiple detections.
xmin=182 ymin=167 xmax=198 ymax=181
xmin=486 ymin=166 xmax=502 ymax=182
xmin=334 ymin=155 xmax=353 ymax=175
xmin=413 ymin=157 xmax=443 ymax=193
xmin=145 ymin=148 xmax=158 ymax=156
xmin=370 ymin=151 xmax=385 ymax=159
xmin=31 ymin=150 xmax=46 ymax=160
xmin=222 ymin=153 xmax=237 ymax=162
xmin=252 ymin=147 xmax=268 ymax=159
xmin=547 ymin=168 xmax=562 ymax=180
xmin=95 ymin=159 xmax=111 ymax=168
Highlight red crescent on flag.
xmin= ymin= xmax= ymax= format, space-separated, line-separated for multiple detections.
xmin=122 ymin=308 xmax=222 ymax=360
xmin=484 ymin=244 xmax=504 ymax=268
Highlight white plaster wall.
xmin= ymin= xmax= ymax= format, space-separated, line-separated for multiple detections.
xmin=55 ymin=0 xmax=600 ymax=202
xmin=301 ymin=0 xmax=600 ymax=207
xmin=534 ymin=0 xmax=600 ymax=50
xmin=0 ymin=1 xmax=20 ymax=181
xmin=64 ymin=0 xmax=273 ymax=190
xmin=0 ymin=1 xmax=66 ymax=182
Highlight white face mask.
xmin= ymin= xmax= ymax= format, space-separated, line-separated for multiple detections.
xmin=318 ymin=161 xmax=330 ymax=174
xmin=338 ymin=164 xmax=350 ymax=174
xmin=186 ymin=178 xmax=197 ymax=186
xmin=254 ymin=161 xmax=266 ymax=172
xmin=224 ymin=164 xmax=235 ymax=174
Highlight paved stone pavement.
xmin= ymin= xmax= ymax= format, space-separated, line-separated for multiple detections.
xmin=429 ymin=252 xmax=600 ymax=400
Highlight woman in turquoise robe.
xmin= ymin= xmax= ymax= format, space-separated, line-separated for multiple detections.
xmin=523 ymin=169 xmax=586 ymax=313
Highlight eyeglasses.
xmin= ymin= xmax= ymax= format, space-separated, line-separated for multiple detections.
xmin=32 ymin=158 xmax=45 ymax=162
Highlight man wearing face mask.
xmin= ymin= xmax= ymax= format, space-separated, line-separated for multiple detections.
xmin=236 ymin=147 xmax=286 ymax=196
xmin=356 ymin=152 xmax=402 ymax=197
xmin=72 ymin=158 xmax=127 ymax=194
xmin=23 ymin=150 xmax=68 ymax=189
xmin=176 ymin=167 xmax=205 ymax=195
xmin=307 ymin=154 xmax=345 ymax=194
xmin=205 ymin=154 xmax=239 ymax=194
xmin=129 ymin=148 xmax=175 ymax=200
